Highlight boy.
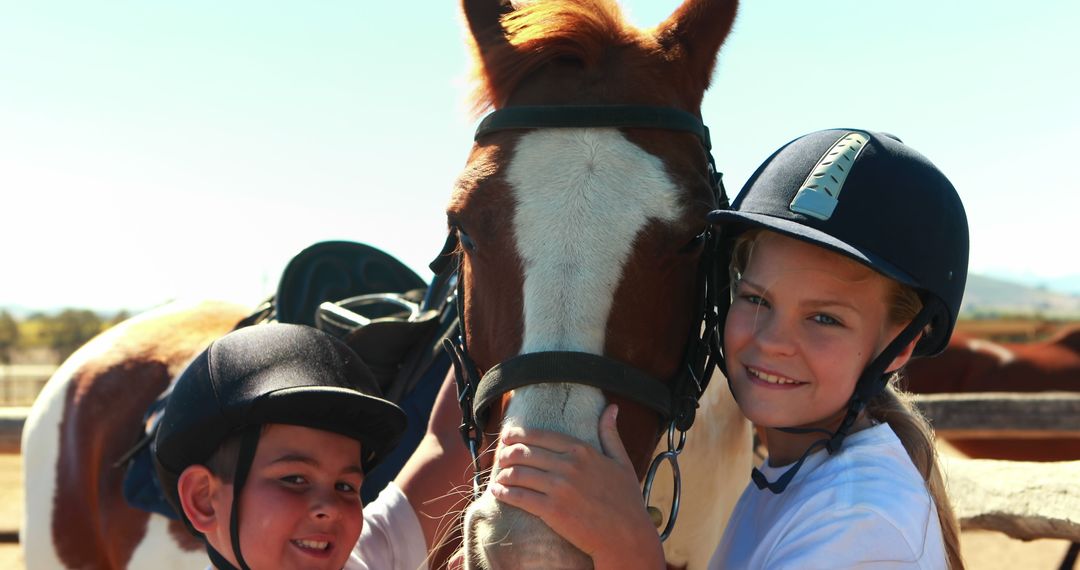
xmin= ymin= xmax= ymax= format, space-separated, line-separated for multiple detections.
xmin=153 ymin=323 xmax=425 ymax=570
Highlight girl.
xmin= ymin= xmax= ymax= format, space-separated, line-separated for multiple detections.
xmin=488 ymin=128 xmax=968 ymax=569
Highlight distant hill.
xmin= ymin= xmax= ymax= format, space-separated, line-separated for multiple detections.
xmin=1040 ymin=274 xmax=1080 ymax=296
xmin=981 ymin=272 xmax=1080 ymax=296
xmin=0 ymin=304 xmax=41 ymax=319
xmin=962 ymin=274 xmax=1080 ymax=317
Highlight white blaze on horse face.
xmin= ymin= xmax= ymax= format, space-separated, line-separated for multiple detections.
xmin=505 ymin=127 xmax=684 ymax=438
xmin=462 ymin=128 xmax=685 ymax=569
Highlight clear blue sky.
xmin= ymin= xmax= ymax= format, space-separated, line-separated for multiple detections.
xmin=2 ymin=0 xmax=1077 ymax=313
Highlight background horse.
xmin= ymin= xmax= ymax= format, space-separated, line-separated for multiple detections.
xmin=22 ymin=300 xmax=245 ymax=568
xmin=904 ymin=325 xmax=1080 ymax=461
xmin=451 ymin=0 xmax=749 ymax=568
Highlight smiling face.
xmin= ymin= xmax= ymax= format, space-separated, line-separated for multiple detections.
xmin=207 ymin=423 xmax=365 ymax=570
xmin=724 ymin=231 xmax=912 ymax=432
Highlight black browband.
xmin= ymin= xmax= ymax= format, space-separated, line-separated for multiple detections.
xmin=436 ymin=104 xmax=728 ymax=468
xmin=475 ymin=105 xmax=713 ymax=150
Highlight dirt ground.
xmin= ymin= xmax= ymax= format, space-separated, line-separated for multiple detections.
xmin=0 ymin=451 xmax=1074 ymax=569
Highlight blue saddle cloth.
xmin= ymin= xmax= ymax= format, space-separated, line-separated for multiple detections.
xmin=121 ymin=241 xmax=455 ymax=516
xmin=122 ymin=397 xmax=179 ymax=519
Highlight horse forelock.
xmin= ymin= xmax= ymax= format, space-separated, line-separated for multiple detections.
xmin=467 ymin=0 xmax=643 ymax=112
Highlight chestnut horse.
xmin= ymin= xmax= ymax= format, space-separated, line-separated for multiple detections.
xmin=904 ymin=325 xmax=1080 ymax=461
xmin=448 ymin=0 xmax=749 ymax=568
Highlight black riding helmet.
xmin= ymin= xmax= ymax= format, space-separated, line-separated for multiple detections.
xmin=153 ymin=323 xmax=407 ymax=569
xmin=708 ymin=129 xmax=968 ymax=492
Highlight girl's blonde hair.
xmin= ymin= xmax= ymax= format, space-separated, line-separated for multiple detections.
xmin=875 ymin=283 xmax=964 ymax=570
xmin=731 ymin=230 xmax=964 ymax=570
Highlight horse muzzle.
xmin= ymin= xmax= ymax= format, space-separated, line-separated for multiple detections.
xmin=462 ymin=382 xmax=606 ymax=570
xmin=464 ymin=491 xmax=593 ymax=570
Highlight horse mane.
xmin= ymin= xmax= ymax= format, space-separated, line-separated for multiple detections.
xmin=467 ymin=0 xmax=641 ymax=114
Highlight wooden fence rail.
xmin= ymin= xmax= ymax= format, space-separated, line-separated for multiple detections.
xmin=5 ymin=391 xmax=1078 ymax=450
xmin=915 ymin=392 xmax=1080 ymax=439
xmin=0 ymin=407 xmax=28 ymax=454
xmin=0 ymin=365 xmax=55 ymax=407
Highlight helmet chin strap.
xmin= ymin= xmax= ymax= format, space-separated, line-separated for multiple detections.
xmin=206 ymin=425 xmax=261 ymax=570
xmin=751 ymin=301 xmax=939 ymax=494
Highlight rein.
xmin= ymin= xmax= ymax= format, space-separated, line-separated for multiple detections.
xmin=433 ymin=104 xmax=729 ymax=541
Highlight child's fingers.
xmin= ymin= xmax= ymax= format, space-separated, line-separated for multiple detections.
xmin=489 ymin=480 xmax=555 ymax=519
xmin=497 ymin=441 xmax=567 ymax=471
xmin=494 ymin=463 xmax=576 ymax=497
xmin=500 ymin=425 xmax=592 ymax=454
xmin=598 ymin=404 xmax=633 ymax=468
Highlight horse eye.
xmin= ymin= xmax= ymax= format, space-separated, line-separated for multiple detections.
xmin=678 ymin=229 xmax=708 ymax=253
xmin=458 ymin=228 xmax=478 ymax=252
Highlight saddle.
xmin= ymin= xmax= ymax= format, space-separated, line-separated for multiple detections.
xmin=121 ymin=240 xmax=458 ymax=517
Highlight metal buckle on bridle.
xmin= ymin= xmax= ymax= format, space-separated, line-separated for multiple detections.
xmin=461 ymin=404 xmax=485 ymax=497
xmin=642 ymin=420 xmax=687 ymax=542
xmin=464 ymin=432 xmax=484 ymax=497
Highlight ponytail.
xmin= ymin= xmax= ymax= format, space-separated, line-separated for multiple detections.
xmin=867 ymin=382 xmax=964 ymax=570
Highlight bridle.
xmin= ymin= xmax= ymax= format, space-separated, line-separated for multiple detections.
xmin=430 ymin=104 xmax=730 ymax=541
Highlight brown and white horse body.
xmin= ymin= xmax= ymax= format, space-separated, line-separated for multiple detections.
xmin=454 ymin=1 xmax=750 ymax=568
xmin=22 ymin=300 xmax=248 ymax=569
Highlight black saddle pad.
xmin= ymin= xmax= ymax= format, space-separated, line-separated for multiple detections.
xmin=275 ymin=241 xmax=427 ymax=327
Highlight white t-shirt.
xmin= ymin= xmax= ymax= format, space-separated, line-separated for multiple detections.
xmin=346 ymin=482 xmax=430 ymax=570
xmin=711 ymin=423 xmax=946 ymax=569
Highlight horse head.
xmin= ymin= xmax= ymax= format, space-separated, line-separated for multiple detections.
xmin=445 ymin=1 xmax=738 ymax=567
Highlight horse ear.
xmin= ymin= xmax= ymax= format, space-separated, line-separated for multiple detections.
xmin=655 ymin=0 xmax=739 ymax=99
xmin=462 ymin=0 xmax=515 ymax=56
